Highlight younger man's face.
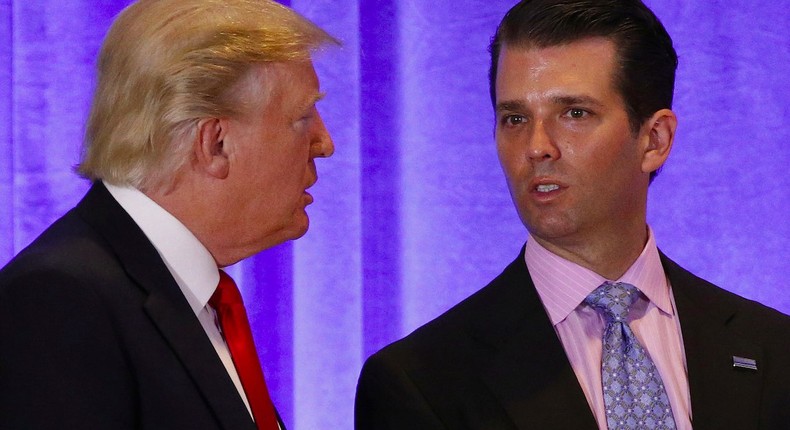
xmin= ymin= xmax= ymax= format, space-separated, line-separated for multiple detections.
xmin=494 ymin=37 xmax=653 ymax=254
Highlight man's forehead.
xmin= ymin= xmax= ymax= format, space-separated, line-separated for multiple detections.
xmin=494 ymin=38 xmax=624 ymax=109
xmin=496 ymin=38 xmax=619 ymax=85
xmin=499 ymin=36 xmax=617 ymax=62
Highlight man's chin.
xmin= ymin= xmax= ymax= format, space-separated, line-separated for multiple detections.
xmin=285 ymin=215 xmax=310 ymax=241
xmin=291 ymin=226 xmax=309 ymax=240
xmin=249 ymin=217 xmax=310 ymax=255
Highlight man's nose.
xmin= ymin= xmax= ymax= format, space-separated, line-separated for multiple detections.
xmin=311 ymin=112 xmax=334 ymax=158
xmin=526 ymin=120 xmax=559 ymax=161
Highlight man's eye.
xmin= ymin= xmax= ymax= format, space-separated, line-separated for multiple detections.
xmin=294 ymin=107 xmax=317 ymax=127
xmin=502 ymin=115 xmax=525 ymax=126
xmin=568 ymin=108 xmax=586 ymax=118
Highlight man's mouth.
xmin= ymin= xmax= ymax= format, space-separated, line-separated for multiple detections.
xmin=536 ymin=184 xmax=560 ymax=193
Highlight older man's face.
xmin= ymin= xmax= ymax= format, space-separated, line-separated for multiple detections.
xmin=221 ymin=60 xmax=334 ymax=254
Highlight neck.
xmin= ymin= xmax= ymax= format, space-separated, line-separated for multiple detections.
xmin=531 ymin=223 xmax=649 ymax=280
xmin=144 ymin=179 xmax=226 ymax=266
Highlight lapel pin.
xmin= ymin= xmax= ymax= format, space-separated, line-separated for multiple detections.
xmin=732 ymin=356 xmax=757 ymax=371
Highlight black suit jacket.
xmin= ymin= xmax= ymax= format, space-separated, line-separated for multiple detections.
xmin=0 ymin=183 xmax=271 ymax=429
xmin=355 ymin=247 xmax=790 ymax=429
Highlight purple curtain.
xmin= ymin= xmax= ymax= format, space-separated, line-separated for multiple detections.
xmin=1 ymin=1 xmax=788 ymax=428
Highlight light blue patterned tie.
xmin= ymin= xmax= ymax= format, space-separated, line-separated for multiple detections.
xmin=585 ymin=282 xmax=676 ymax=430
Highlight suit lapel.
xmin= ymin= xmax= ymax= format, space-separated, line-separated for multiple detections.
xmin=471 ymin=248 xmax=765 ymax=429
xmin=663 ymin=253 xmax=763 ymax=430
xmin=76 ymin=183 xmax=256 ymax=430
xmin=478 ymin=251 xmax=598 ymax=429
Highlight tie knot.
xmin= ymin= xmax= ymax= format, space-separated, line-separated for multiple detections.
xmin=209 ymin=270 xmax=243 ymax=309
xmin=585 ymin=281 xmax=640 ymax=323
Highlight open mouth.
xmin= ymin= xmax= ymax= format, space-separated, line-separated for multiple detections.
xmin=535 ymin=184 xmax=560 ymax=193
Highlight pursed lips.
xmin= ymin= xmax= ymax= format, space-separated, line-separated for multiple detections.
xmin=305 ymin=172 xmax=318 ymax=190
xmin=303 ymin=176 xmax=318 ymax=204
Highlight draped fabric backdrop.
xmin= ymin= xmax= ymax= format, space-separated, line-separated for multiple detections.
xmin=1 ymin=1 xmax=788 ymax=428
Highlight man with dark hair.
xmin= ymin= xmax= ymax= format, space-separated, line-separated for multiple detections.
xmin=355 ymin=1 xmax=790 ymax=429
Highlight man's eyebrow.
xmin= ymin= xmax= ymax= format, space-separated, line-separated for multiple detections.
xmin=495 ymin=100 xmax=528 ymax=114
xmin=310 ymin=92 xmax=327 ymax=106
xmin=550 ymin=94 xmax=604 ymax=107
xmin=495 ymin=95 xmax=604 ymax=114
xmin=297 ymin=92 xmax=326 ymax=113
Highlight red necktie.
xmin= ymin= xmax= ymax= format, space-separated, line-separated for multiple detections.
xmin=210 ymin=271 xmax=279 ymax=430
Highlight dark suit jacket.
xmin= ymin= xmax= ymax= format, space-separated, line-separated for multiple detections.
xmin=0 ymin=183 xmax=273 ymax=429
xmin=355 ymin=247 xmax=790 ymax=429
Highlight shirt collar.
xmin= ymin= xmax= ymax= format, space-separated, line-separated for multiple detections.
xmin=104 ymin=181 xmax=219 ymax=315
xmin=525 ymin=227 xmax=672 ymax=326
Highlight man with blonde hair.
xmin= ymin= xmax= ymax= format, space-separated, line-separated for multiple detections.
xmin=0 ymin=1 xmax=337 ymax=429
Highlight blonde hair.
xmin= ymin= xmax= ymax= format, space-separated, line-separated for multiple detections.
xmin=78 ymin=0 xmax=338 ymax=191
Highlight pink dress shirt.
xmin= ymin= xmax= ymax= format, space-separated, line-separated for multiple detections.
xmin=525 ymin=228 xmax=692 ymax=430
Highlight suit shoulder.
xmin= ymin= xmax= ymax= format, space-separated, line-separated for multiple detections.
xmin=1 ymin=209 xmax=118 ymax=288
xmin=664 ymin=254 xmax=790 ymax=337
xmin=0 ymin=209 xmax=140 ymax=320
xmin=367 ymin=253 xmax=531 ymax=368
xmin=708 ymin=281 xmax=790 ymax=340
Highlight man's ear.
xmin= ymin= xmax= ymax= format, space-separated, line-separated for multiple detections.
xmin=195 ymin=118 xmax=230 ymax=179
xmin=640 ymin=108 xmax=677 ymax=175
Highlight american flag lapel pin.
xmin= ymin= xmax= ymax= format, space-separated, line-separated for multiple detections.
xmin=732 ymin=356 xmax=758 ymax=371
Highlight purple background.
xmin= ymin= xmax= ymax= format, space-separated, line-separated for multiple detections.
xmin=1 ymin=1 xmax=788 ymax=428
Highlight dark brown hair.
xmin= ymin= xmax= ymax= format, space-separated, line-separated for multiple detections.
xmin=489 ymin=0 xmax=678 ymax=136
